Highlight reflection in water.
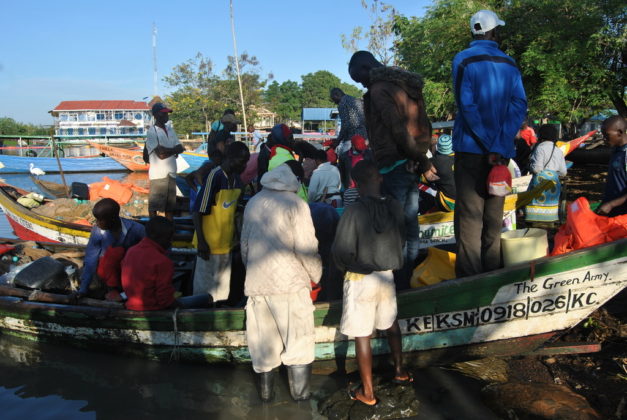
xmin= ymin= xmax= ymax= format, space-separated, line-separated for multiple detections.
xmin=0 ymin=333 xmax=498 ymax=420
xmin=0 ymin=334 xmax=328 ymax=420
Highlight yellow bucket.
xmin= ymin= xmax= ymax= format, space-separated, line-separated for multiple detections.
xmin=501 ymin=228 xmax=548 ymax=267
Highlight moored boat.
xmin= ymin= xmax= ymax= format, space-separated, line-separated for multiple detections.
xmin=89 ymin=141 xmax=208 ymax=174
xmin=0 ymin=236 xmax=625 ymax=366
xmin=0 ymin=155 xmax=126 ymax=174
xmin=0 ymin=183 xmax=192 ymax=247
xmin=88 ymin=142 xmax=148 ymax=172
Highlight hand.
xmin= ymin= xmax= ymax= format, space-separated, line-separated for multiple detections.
xmin=197 ymin=240 xmax=211 ymax=260
xmin=185 ymin=172 xmax=198 ymax=188
xmin=597 ymin=202 xmax=613 ymax=215
xmin=69 ymin=291 xmax=84 ymax=304
xmin=487 ymin=153 xmax=504 ymax=166
xmin=423 ymin=166 xmax=439 ymax=182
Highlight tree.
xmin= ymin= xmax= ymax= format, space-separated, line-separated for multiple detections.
xmin=393 ymin=0 xmax=499 ymax=120
xmin=341 ymin=0 xmax=398 ymax=65
xmin=163 ymin=53 xmax=219 ymax=134
xmin=216 ymin=52 xmax=268 ymax=125
xmin=393 ymin=0 xmax=627 ymax=122
xmin=164 ymin=52 xmax=269 ymax=135
xmin=0 ymin=117 xmax=49 ymax=136
xmin=300 ymin=71 xmax=363 ymax=108
xmin=264 ymin=80 xmax=302 ymax=122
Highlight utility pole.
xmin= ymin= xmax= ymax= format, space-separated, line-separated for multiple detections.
xmin=229 ymin=0 xmax=248 ymax=133
xmin=152 ymin=23 xmax=158 ymax=99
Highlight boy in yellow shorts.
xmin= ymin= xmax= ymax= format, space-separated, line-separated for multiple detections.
xmin=192 ymin=141 xmax=250 ymax=302
xmin=332 ymin=160 xmax=413 ymax=406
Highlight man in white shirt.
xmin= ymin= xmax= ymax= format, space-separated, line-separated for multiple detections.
xmin=308 ymin=149 xmax=342 ymax=207
xmin=146 ymin=103 xmax=184 ymax=220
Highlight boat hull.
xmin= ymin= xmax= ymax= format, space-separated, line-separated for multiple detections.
xmin=0 ymin=155 xmax=126 ymax=174
xmin=0 ymin=238 xmax=625 ymax=365
xmin=87 ymin=142 xmax=148 ymax=172
xmin=89 ymin=141 xmax=207 ymax=174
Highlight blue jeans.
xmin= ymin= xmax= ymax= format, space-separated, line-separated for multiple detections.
xmin=382 ymin=164 xmax=420 ymax=288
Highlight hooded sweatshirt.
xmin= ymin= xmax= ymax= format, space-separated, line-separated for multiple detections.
xmin=332 ymin=195 xmax=404 ymax=274
xmin=241 ymin=164 xmax=322 ymax=296
xmin=363 ymin=66 xmax=432 ymax=172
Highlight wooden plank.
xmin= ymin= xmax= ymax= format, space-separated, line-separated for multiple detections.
xmin=526 ymin=342 xmax=602 ymax=356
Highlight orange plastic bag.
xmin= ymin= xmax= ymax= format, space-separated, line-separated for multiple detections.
xmin=89 ymin=177 xmax=133 ymax=205
xmin=551 ymin=197 xmax=627 ymax=255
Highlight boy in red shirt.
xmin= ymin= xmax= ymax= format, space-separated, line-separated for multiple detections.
xmin=121 ymin=216 xmax=177 ymax=311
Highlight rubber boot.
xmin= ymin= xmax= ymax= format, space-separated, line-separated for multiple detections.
xmin=258 ymin=370 xmax=275 ymax=402
xmin=287 ymin=364 xmax=312 ymax=401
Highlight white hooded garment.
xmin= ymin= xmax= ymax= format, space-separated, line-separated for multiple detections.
xmin=241 ymin=164 xmax=322 ymax=296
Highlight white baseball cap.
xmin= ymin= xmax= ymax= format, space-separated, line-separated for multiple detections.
xmin=470 ymin=10 xmax=505 ymax=35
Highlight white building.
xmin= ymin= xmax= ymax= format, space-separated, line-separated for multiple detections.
xmin=50 ymin=100 xmax=151 ymax=137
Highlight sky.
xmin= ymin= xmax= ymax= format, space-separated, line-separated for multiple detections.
xmin=0 ymin=0 xmax=430 ymax=125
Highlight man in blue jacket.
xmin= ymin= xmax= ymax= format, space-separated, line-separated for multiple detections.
xmin=452 ymin=10 xmax=527 ymax=277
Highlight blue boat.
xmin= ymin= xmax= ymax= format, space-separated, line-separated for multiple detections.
xmin=0 ymin=155 xmax=127 ymax=174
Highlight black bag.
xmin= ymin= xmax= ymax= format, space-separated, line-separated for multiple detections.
xmin=14 ymin=257 xmax=69 ymax=293
xmin=142 ymin=143 xmax=150 ymax=164
xmin=71 ymin=182 xmax=89 ymax=200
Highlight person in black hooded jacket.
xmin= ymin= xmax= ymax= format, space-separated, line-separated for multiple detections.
xmin=332 ymin=160 xmax=412 ymax=407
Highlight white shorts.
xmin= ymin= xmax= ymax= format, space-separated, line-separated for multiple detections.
xmin=192 ymin=253 xmax=231 ymax=301
xmin=340 ymin=270 xmax=397 ymax=337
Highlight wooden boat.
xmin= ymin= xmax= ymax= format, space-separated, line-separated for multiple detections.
xmin=0 ymin=155 xmax=126 ymax=174
xmin=88 ymin=141 xmax=148 ymax=172
xmin=89 ymin=141 xmax=208 ymax=174
xmin=0 ymin=236 xmax=624 ymax=366
xmin=0 ymin=183 xmax=193 ymax=248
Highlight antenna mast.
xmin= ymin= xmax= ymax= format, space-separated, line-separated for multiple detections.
xmin=229 ymin=0 xmax=248 ymax=132
xmin=152 ymin=23 xmax=158 ymax=98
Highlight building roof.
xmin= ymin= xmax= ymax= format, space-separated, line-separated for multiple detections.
xmin=51 ymin=100 xmax=150 ymax=112
xmin=118 ymin=119 xmax=137 ymax=127
xmin=302 ymin=107 xmax=338 ymax=121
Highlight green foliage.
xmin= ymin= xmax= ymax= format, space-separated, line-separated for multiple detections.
xmin=393 ymin=0 xmax=627 ymax=122
xmin=164 ymin=52 xmax=267 ymax=135
xmin=341 ymin=0 xmax=398 ymax=65
xmin=0 ymin=117 xmax=50 ymax=136
xmin=300 ymin=70 xmax=363 ymax=108
xmin=264 ymin=80 xmax=302 ymax=122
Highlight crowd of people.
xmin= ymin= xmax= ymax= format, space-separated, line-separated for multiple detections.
xmin=70 ymin=9 xmax=627 ymax=406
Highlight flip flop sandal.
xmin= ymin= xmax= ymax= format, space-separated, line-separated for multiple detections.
xmin=348 ymin=384 xmax=378 ymax=406
xmin=391 ymin=372 xmax=414 ymax=385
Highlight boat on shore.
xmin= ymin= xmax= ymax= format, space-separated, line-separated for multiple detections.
xmin=88 ymin=141 xmax=208 ymax=174
xmin=0 ymin=236 xmax=624 ymax=367
xmin=0 ymin=155 xmax=126 ymax=174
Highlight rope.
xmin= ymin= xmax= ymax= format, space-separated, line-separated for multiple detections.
xmin=169 ymin=307 xmax=180 ymax=362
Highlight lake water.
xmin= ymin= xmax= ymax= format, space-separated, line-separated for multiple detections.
xmin=0 ymin=172 xmax=498 ymax=419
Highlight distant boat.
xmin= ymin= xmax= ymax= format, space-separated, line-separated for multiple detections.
xmin=88 ymin=141 xmax=207 ymax=174
xmin=0 ymin=155 xmax=126 ymax=174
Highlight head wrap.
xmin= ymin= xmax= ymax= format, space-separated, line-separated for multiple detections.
xmin=271 ymin=124 xmax=292 ymax=147
xmin=351 ymin=135 xmax=367 ymax=152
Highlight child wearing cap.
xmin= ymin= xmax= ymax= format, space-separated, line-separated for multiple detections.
xmin=332 ymin=160 xmax=412 ymax=407
xmin=429 ymin=134 xmax=456 ymax=212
